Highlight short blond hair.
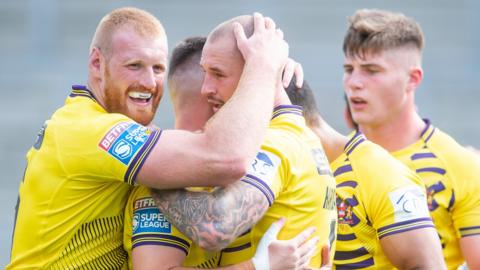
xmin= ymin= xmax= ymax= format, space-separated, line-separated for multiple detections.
xmin=90 ymin=7 xmax=166 ymax=58
xmin=343 ymin=9 xmax=424 ymax=58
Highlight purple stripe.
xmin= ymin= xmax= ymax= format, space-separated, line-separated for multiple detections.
xmin=124 ymin=130 xmax=162 ymax=184
xmin=222 ymin=242 xmax=252 ymax=253
xmin=274 ymin=104 xmax=303 ymax=111
xmin=346 ymin=137 xmax=365 ymax=155
xmin=447 ymin=190 xmax=455 ymax=211
xmin=416 ymin=167 xmax=446 ymax=175
xmin=411 ymin=152 xmax=436 ymax=160
xmin=424 ymin=127 xmax=436 ymax=143
xmin=334 ymin=165 xmax=353 ymax=177
xmin=334 ymin=247 xmax=369 ymax=260
xmin=241 ymin=176 xmax=274 ymax=206
xmin=460 ymin=226 xmax=480 ymax=231
xmin=378 ymin=224 xmax=435 ymax=239
xmin=132 ymin=233 xmax=190 ymax=246
xmin=420 ymin=119 xmax=431 ymax=137
xmin=377 ymin=217 xmax=432 ymax=234
xmin=335 ymin=257 xmax=374 ymax=269
xmin=271 ymin=105 xmax=303 ymax=119
xmin=337 ymin=181 xmax=358 ymax=188
xmin=344 ymin=132 xmax=362 ymax=151
xmin=132 ymin=241 xmax=188 ymax=255
xmin=462 ymin=233 xmax=480 ymax=238
xmin=337 ymin=233 xmax=356 ymax=241
xmin=346 ymin=195 xmax=359 ymax=207
xmin=72 ymin=84 xmax=88 ymax=90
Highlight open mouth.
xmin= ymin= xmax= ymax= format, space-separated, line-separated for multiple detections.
xmin=128 ymin=91 xmax=152 ymax=104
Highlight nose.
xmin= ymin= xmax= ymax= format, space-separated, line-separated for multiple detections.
xmin=139 ymin=68 xmax=156 ymax=90
xmin=344 ymin=70 xmax=364 ymax=91
xmin=200 ymin=74 xmax=216 ymax=97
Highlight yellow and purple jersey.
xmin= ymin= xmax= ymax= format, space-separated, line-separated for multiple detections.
xmin=219 ymin=105 xmax=337 ymax=268
xmin=331 ymin=132 xmax=434 ymax=269
xmin=392 ymin=120 xmax=480 ymax=269
xmin=8 ymin=85 xmax=161 ymax=269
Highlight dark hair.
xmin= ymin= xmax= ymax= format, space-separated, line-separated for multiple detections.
xmin=168 ymin=36 xmax=206 ymax=80
xmin=285 ymin=76 xmax=320 ymax=125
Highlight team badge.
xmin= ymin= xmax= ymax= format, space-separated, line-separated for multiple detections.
xmin=389 ymin=186 xmax=430 ymax=222
xmin=337 ymin=199 xmax=355 ymax=225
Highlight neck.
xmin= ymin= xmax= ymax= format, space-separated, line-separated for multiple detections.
xmin=87 ymin=77 xmax=107 ymax=109
xmin=310 ymin=115 xmax=348 ymax=163
xmin=359 ymin=111 xmax=426 ymax=152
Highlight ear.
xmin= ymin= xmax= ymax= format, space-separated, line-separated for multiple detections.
xmin=407 ymin=66 xmax=423 ymax=93
xmin=89 ymin=47 xmax=103 ymax=79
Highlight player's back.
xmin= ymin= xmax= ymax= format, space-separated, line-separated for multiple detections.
xmin=8 ymin=86 xmax=159 ymax=269
xmin=391 ymin=120 xmax=480 ymax=268
xmin=220 ymin=105 xmax=337 ymax=267
xmin=331 ymin=132 xmax=434 ymax=269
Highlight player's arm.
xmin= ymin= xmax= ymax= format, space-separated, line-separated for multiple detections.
xmin=151 ymin=180 xmax=269 ymax=250
xmin=460 ymin=235 xmax=480 ymax=269
xmin=380 ymin=227 xmax=446 ymax=269
xmin=133 ymin=219 xmax=319 ymax=270
xmin=136 ymin=13 xmax=288 ymax=190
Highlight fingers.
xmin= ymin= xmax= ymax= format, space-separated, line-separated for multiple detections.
xmin=320 ymin=244 xmax=330 ymax=267
xmin=253 ymin=12 xmax=266 ymax=33
xmin=233 ymin=22 xmax=247 ymax=46
xmin=264 ymin=16 xmax=276 ymax=30
xmin=282 ymin=58 xmax=296 ymax=88
xmin=294 ymin=63 xmax=304 ymax=88
xmin=290 ymin=226 xmax=316 ymax=247
xmin=295 ymin=236 xmax=318 ymax=269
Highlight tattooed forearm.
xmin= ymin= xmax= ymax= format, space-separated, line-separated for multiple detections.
xmin=150 ymin=181 xmax=269 ymax=251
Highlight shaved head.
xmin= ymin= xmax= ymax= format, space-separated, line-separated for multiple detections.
xmin=206 ymin=15 xmax=254 ymax=55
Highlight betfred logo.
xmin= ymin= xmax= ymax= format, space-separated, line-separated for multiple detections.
xmin=99 ymin=122 xmax=131 ymax=151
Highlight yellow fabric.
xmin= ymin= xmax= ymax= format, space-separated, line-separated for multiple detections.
xmin=220 ymin=105 xmax=337 ymax=268
xmin=391 ymin=121 xmax=480 ymax=269
xmin=124 ymin=186 xmax=220 ymax=269
xmin=331 ymin=132 xmax=434 ymax=269
xmin=8 ymin=86 xmax=160 ymax=269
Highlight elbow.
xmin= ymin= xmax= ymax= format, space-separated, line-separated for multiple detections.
xmin=195 ymin=222 xmax=237 ymax=251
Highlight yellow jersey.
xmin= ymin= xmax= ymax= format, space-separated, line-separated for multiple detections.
xmin=331 ymin=132 xmax=434 ymax=269
xmin=8 ymin=85 xmax=161 ymax=269
xmin=124 ymin=186 xmax=220 ymax=269
xmin=391 ymin=120 xmax=480 ymax=269
xmin=219 ymin=105 xmax=337 ymax=268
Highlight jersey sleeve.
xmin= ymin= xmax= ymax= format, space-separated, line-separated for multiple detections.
xmin=240 ymin=147 xmax=283 ymax=206
xmin=367 ymin=171 xmax=434 ymax=239
xmin=125 ymin=187 xmax=192 ymax=255
xmin=63 ymin=115 xmax=161 ymax=185
xmin=451 ymin=155 xmax=480 ymax=237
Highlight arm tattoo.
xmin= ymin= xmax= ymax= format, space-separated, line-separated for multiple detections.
xmin=150 ymin=181 xmax=269 ymax=251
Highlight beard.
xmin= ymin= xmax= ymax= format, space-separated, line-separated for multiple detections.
xmin=103 ymin=66 xmax=161 ymax=126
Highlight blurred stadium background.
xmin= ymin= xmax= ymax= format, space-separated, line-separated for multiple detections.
xmin=1 ymin=0 xmax=478 ymax=265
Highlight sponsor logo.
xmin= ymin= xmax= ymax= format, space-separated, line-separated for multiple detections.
xmin=389 ymin=186 xmax=430 ymax=222
xmin=248 ymin=150 xmax=281 ymax=186
xmin=132 ymin=208 xmax=172 ymax=235
xmin=99 ymin=122 xmax=152 ymax=165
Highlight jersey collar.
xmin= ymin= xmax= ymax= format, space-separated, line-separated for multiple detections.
xmin=271 ymin=105 xmax=303 ymax=120
xmin=70 ymin=85 xmax=99 ymax=103
xmin=420 ymin=119 xmax=436 ymax=144
xmin=344 ymin=131 xmax=366 ymax=156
